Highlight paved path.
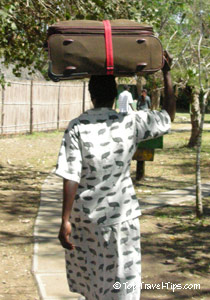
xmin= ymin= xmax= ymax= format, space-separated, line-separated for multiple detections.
xmin=33 ymin=173 xmax=210 ymax=300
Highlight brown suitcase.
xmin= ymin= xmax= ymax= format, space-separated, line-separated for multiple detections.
xmin=46 ymin=19 xmax=164 ymax=81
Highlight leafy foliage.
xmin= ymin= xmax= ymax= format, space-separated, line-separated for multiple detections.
xmin=167 ymin=0 xmax=209 ymax=90
xmin=0 ymin=0 xmax=209 ymax=89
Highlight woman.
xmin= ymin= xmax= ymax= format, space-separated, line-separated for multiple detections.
xmin=55 ymin=62 xmax=175 ymax=300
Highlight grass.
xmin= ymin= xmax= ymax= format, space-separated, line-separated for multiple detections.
xmin=130 ymin=113 xmax=210 ymax=198
xmin=18 ymin=130 xmax=62 ymax=139
xmin=174 ymin=112 xmax=210 ymax=122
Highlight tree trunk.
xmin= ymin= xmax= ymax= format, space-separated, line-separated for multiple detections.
xmin=136 ymin=76 xmax=146 ymax=97
xmin=136 ymin=161 xmax=145 ymax=180
xmin=151 ymin=88 xmax=161 ymax=110
xmin=150 ymin=74 xmax=161 ymax=110
xmin=196 ymin=112 xmax=203 ymax=218
xmin=196 ymin=137 xmax=203 ymax=218
xmin=188 ymin=87 xmax=201 ymax=147
xmin=195 ymin=91 xmax=209 ymax=218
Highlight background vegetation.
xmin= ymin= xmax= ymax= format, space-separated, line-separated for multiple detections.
xmin=0 ymin=0 xmax=209 ymax=89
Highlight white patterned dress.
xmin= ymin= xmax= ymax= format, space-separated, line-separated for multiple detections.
xmin=55 ymin=107 xmax=171 ymax=300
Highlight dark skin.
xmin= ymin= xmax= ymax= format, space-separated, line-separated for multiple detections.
xmin=141 ymin=91 xmax=147 ymax=100
xmin=162 ymin=50 xmax=176 ymax=121
xmin=126 ymin=88 xmax=135 ymax=111
xmin=129 ymin=103 xmax=135 ymax=111
xmin=58 ymin=53 xmax=176 ymax=250
xmin=58 ymin=179 xmax=79 ymax=250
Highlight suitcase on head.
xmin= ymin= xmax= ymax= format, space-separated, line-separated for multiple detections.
xmin=46 ymin=19 xmax=164 ymax=81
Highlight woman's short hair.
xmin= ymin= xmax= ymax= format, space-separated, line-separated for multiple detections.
xmin=88 ymin=75 xmax=118 ymax=105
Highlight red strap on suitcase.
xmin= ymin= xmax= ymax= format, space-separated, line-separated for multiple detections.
xmin=103 ymin=20 xmax=114 ymax=75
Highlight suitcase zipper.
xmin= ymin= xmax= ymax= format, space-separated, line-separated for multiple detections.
xmin=51 ymin=26 xmax=153 ymax=31
xmin=49 ymin=32 xmax=154 ymax=36
xmin=49 ymin=26 xmax=153 ymax=35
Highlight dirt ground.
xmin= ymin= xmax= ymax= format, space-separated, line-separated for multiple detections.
xmin=0 ymin=116 xmax=210 ymax=300
xmin=0 ymin=132 xmax=61 ymax=300
xmin=140 ymin=202 xmax=210 ymax=300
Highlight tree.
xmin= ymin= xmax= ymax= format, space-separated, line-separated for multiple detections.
xmin=0 ymin=0 xmax=143 ymax=84
xmin=167 ymin=0 xmax=209 ymax=217
xmin=0 ymin=0 xmax=187 ymax=84
xmin=194 ymin=1 xmax=209 ymax=218
xmin=188 ymin=86 xmax=201 ymax=148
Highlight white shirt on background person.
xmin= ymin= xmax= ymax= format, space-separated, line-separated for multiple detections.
xmin=118 ymin=90 xmax=134 ymax=113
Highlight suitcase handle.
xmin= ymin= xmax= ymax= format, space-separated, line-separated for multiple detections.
xmin=136 ymin=63 xmax=147 ymax=72
xmin=136 ymin=39 xmax=146 ymax=44
xmin=63 ymin=39 xmax=74 ymax=45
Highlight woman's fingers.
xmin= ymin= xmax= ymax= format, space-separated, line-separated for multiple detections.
xmin=58 ymin=221 xmax=75 ymax=250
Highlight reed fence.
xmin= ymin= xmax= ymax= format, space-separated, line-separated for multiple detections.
xmin=0 ymin=80 xmax=92 ymax=135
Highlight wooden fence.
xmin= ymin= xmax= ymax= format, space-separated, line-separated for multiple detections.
xmin=0 ymin=80 xmax=92 ymax=135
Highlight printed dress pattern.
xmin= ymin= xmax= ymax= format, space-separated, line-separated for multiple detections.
xmin=55 ymin=107 xmax=171 ymax=299
xmin=66 ymin=218 xmax=141 ymax=300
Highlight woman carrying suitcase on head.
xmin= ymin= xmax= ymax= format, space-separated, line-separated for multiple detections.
xmin=55 ymin=57 xmax=175 ymax=300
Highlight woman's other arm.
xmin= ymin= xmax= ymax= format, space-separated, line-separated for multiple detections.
xmin=58 ymin=179 xmax=79 ymax=250
xmin=162 ymin=51 xmax=176 ymax=122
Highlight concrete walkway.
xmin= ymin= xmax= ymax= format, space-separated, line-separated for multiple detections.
xmin=32 ymin=173 xmax=210 ymax=300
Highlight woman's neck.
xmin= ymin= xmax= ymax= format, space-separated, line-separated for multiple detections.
xmin=92 ymin=99 xmax=114 ymax=109
xmin=94 ymin=104 xmax=113 ymax=109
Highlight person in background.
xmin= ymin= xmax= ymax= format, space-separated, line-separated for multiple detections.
xmin=118 ymin=85 xmax=135 ymax=112
xmin=137 ymin=89 xmax=151 ymax=110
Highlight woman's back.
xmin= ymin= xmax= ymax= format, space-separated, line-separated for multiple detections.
xmin=56 ymin=107 xmax=170 ymax=227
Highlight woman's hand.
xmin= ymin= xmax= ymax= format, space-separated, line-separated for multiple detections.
xmin=58 ymin=221 xmax=75 ymax=250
